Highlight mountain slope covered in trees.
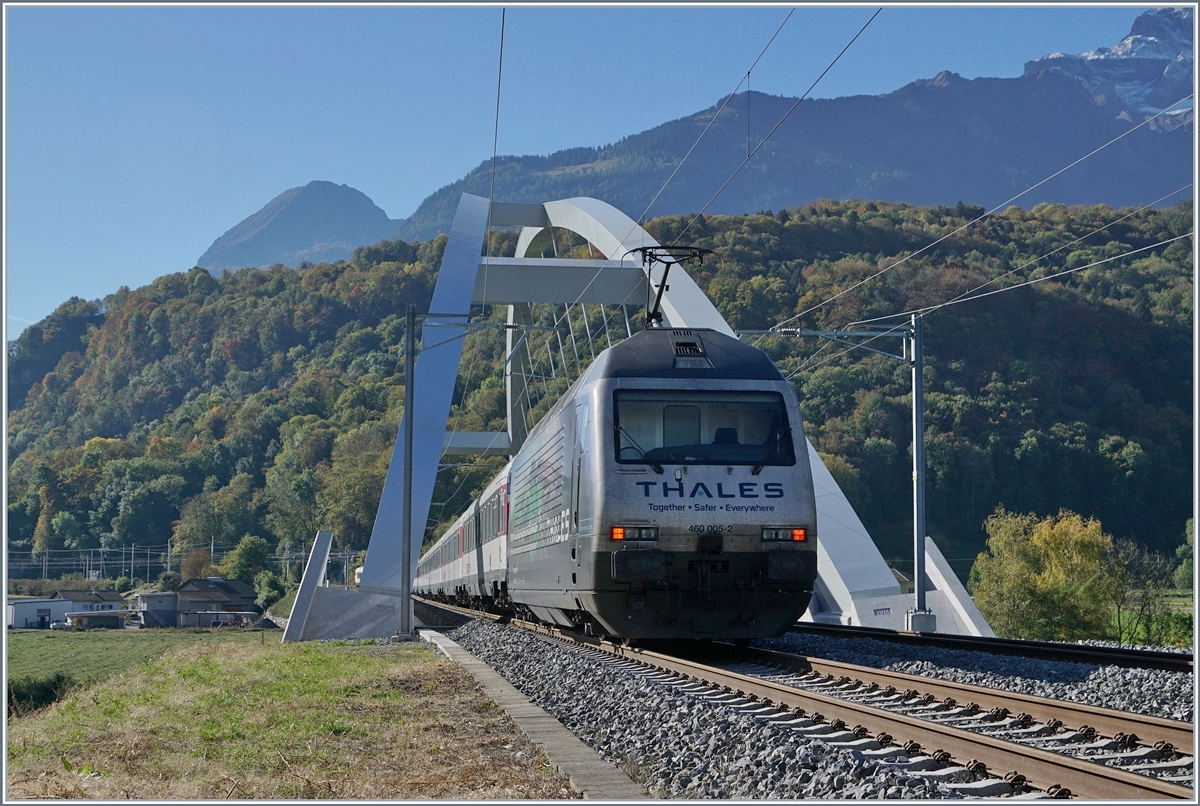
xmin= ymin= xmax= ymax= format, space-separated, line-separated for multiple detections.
xmin=7 ymin=201 xmax=1192 ymax=576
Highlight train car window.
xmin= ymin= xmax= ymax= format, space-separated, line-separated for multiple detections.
xmin=501 ymin=484 xmax=509 ymax=534
xmin=614 ymin=390 xmax=795 ymax=466
xmin=577 ymin=402 xmax=590 ymax=452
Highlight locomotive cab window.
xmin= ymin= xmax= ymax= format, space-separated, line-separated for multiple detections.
xmin=614 ymin=390 xmax=795 ymax=466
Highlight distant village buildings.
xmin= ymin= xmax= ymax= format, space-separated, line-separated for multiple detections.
xmin=7 ymin=578 xmax=262 ymax=630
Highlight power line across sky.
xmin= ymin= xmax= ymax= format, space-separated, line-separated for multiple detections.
xmin=5 ymin=5 xmax=1151 ymax=334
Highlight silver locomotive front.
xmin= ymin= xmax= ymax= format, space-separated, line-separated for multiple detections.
xmin=573 ymin=328 xmax=818 ymax=639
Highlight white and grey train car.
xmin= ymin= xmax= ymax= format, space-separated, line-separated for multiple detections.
xmin=414 ymin=327 xmax=818 ymax=640
xmin=415 ymin=468 xmax=510 ymax=602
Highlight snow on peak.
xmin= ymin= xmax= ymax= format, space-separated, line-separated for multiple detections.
xmin=1024 ymin=8 xmax=1193 ymax=116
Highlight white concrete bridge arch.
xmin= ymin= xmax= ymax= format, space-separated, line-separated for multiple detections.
xmin=284 ymin=193 xmax=992 ymax=640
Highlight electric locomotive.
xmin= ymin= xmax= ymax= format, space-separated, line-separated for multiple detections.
xmin=414 ymin=326 xmax=818 ymax=640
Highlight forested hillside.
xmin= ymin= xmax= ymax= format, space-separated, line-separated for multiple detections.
xmin=7 ymin=201 xmax=1192 ymax=576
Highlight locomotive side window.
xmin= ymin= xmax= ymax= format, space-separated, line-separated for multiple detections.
xmin=614 ymin=391 xmax=795 ymax=466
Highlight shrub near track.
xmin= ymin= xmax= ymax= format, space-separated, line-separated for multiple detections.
xmin=6 ymin=639 xmax=579 ymax=799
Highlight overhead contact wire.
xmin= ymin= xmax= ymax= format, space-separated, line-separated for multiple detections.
xmin=925 ymin=232 xmax=1192 ymax=311
xmin=585 ymin=7 xmax=869 ymax=343
xmin=767 ymin=93 xmax=1195 ymax=335
xmin=849 ymin=182 xmax=1194 ymax=326
xmin=439 ymin=7 xmax=508 ymax=526
xmin=637 ymin=8 xmax=795 ymax=227
xmin=559 ymin=9 xmax=799 ymax=329
xmin=786 ymin=233 xmax=1192 ymax=380
xmin=671 ymin=7 xmax=883 ymax=246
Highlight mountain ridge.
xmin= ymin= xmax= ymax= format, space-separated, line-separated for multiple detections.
xmin=194 ymin=8 xmax=1193 ymax=268
xmin=197 ymin=180 xmax=402 ymax=272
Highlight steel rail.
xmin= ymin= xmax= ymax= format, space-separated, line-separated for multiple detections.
xmin=733 ymin=644 xmax=1194 ymax=753
xmin=789 ymin=622 xmax=1194 ymax=673
xmin=414 ymin=599 xmax=1193 ymax=798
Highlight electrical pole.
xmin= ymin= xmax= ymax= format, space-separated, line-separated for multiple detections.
xmin=740 ymin=318 xmax=937 ymax=632
xmin=906 ymin=314 xmax=935 ymax=631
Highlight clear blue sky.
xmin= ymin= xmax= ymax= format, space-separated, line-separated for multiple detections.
xmin=5 ymin=4 xmax=1147 ymax=334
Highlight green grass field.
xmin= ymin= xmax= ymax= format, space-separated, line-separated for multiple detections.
xmin=6 ymin=636 xmax=577 ymax=799
xmin=7 ymin=628 xmax=269 ymax=685
xmin=6 ymin=628 xmax=276 ymax=714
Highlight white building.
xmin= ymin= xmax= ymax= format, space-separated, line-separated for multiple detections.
xmin=7 ymin=598 xmax=72 ymax=629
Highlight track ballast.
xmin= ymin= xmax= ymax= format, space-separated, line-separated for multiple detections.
xmin=416 ymin=598 xmax=1195 ymax=799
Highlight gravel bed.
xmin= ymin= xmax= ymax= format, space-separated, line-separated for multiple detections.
xmin=756 ymin=633 xmax=1195 ymax=723
xmin=447 ymin=620 xmax=964 ymax=799
xmin=1071 ymin=638 xmax=1194 ymax=654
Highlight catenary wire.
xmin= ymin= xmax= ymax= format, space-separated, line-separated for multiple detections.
xmin=552 ymin=8 xmax=801 ymax=318
xmin=481 ymin=6 xmax=506 ymax=311
xmin=783 ymin=232 xmax=1192 ymax=381
xmin=848 ymin=182 xmax=1194 ymax=326
xmin=576 ymin=7 xmax=878 ymax=343
xmin=434 ymin=8 xmax=508 ymax=534
xmin=763 ymin=94 xmax=1195 ymax=337
xmin=920 ymin=231 xmax=1192 ymax=312
xmin=635 ymin=8 xmax=795 ymax=228
xmin=670 ymin=8 xmax=882 ymax=246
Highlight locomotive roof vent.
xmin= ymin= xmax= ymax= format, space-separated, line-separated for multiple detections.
xmin=670 ymin=331 xmax=713 ymax=369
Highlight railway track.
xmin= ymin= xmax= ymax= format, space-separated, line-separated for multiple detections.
xmin=788 ymin=622 xmax=1194 ymax=673
xmin=415 ymin=598 xmax=1194 ymax=799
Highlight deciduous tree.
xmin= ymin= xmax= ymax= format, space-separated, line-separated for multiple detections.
xmin=969 ymin=507 xmax=1114 ymax=640
xmin=221 ymin=534 xmax=271 ymax=584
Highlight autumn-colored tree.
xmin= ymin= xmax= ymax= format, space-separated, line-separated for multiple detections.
xmin=5 ymin=204 xmax=1192 ymax=588
xmin=969 ymin=508 xmax=1114 ymax=640
xmin=180 ymin=549 xmax=217 ymax=581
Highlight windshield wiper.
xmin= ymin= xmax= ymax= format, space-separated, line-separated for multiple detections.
xmin=753 ymin=427 xmax=792 ymax=476
xmin=616 ymin=426 xmax=663 ymax=474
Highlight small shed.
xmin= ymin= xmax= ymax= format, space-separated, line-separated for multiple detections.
xmin=7 ymin=598 xmax=72 ymax=629
xmin=65 ymin=611 xmax=127 ymax=629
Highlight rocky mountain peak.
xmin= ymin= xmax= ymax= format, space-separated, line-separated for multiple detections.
xmin=1123 ymin=6 xmax=1193 ymax=58
xmin=1024 ymin=7 xmax=1193 ymax=115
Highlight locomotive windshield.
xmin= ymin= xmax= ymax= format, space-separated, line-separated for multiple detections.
xmin=614 ymin=390 xmax=795 ymax=466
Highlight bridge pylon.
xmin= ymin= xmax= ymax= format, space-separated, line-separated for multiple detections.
xmin=283 ymin=193 xmax=992 ymax=641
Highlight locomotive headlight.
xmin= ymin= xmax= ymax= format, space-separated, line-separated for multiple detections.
xmin=763 ymin=527 xmax=807 ymax=542
xmin=612 ymin=525 xmax=658 ymax=541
